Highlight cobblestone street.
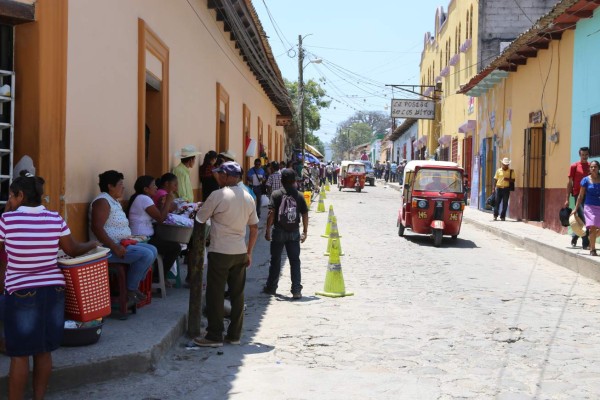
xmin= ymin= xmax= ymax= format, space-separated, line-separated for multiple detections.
xmin=48 ymin=183 xmax=600 ymax=399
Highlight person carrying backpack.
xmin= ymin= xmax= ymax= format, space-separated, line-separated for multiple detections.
xmin=263 ymin=168 xmax=309 ymax=299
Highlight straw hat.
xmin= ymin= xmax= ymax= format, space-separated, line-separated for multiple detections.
xmin=178 ymin=145 xmax=201 ymax=159
xmin=501 ymin=157 xmax=511 ymax=165
xmin=569 ymin=213 xmax=585 ymax=237
xmin=219 ymin=150 xmax=237 ymax=161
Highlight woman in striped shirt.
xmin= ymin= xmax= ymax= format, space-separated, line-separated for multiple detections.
xmin=0 ymin=171 xmax=97 ymax=400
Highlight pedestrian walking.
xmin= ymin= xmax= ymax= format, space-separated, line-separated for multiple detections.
xmin=263 ymin=169 xmax=309 ymax=299
xmin=384 ymin=161 xmax=390 ymax=182
xmin=1 ymin=171 xmax=98 ymax=400
xmin=247 ymin=158 xmax=265 ymax=219
xmin=565 ymin=146 xmax=590 ymax=249
xmin=493 ymin=158 xmax=515 ymax=221
xmin=265 ymin=161 xmax=282 ymax=198
xmin=390 ymin=161 xmax=398 ymax=183
xmin=572 ymin=160 xmax=600 ymax=256
xmin=193 ymin=161 xmax=258 ymax=347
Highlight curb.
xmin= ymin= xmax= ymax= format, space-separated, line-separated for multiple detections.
xmin=0 ymin=312 xmax=187 ymax=394
xmin=463 ymin=217 xmax=600 ymax=284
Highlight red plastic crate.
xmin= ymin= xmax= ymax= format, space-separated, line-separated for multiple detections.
xmin=62 ymin=257 xmax=111 ymax=322
xmin=136 ymin=268 xmax=153 ymax=308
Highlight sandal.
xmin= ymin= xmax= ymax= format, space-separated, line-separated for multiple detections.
xmin=590 ymin=250 xmax=598 ymax=256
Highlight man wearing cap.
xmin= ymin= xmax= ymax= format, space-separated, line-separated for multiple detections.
xmin=263 ymin=168 xmax=309 ymax=299
xmin=193 ymin=161 xmax=258 ymax=347
xmin=493 ymin=158 xmax=515 ymax=221
xmin=565 ymin=146 xmax=590 ymax=248
xmin=172 ymin=145 xmax=201 ymax=202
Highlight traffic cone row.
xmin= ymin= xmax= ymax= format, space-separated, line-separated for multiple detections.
xmin=315 ymin=204 xmax=353 ymax=298
xmin=320 ymin=187 xmax=327 ymax=200
xmin=324 ymin=182 xmax=330 ymax=192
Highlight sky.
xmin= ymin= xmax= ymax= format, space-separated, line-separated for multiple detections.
xmin=252 ymin=0 xmax=445 ymax=145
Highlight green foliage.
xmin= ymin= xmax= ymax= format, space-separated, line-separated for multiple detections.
xmin=330 ymin=122 xmax=375 ymax=161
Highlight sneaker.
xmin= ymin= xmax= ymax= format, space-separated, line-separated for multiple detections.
xmin=193 ymin=337 xmax=223 ymax=348
xmin=500 ymin=217 xmax=505 ymax=221
xmin=292 ymin=292 xmax=302 ymax=300
xmin=493 ymin=216 xmax=498 ymax=221
xmin=262 ymin=286 xmax=276 ymax=295
xmin=571 ymin=237 xmax=578 ymax=247
xmin=224 ymin=337 xmax=241 ymax=345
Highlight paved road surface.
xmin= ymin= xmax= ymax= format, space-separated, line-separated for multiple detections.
xmin=48 ymin=183 xmax=600 ymax=399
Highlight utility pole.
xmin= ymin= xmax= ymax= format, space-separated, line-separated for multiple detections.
xmin=298 ymin=34 xmax=305 ymax=173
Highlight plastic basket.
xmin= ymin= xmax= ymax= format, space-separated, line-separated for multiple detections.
xmin=154 ymin=223 xmax=193 ymax=243
xmin=137 ymin=268 xmax=153 ymax=308
xmin=61 ymin=257 xmax=111 ymax=322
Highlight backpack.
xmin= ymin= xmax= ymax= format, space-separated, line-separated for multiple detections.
xmin=277 ymin=192 xmax=299 ymax=231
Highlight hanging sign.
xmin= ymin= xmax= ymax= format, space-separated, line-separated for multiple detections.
xmin=391 ymin=99 xmax=435 ymax=120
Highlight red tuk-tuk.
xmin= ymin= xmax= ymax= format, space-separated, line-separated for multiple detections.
xmin=397 ymin=160 xmax=465 ymax=247
xmin=338 ymin=161 xmax=366 ymax=192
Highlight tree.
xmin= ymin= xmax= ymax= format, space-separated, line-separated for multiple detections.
xmin=330 ymin=122 xmax=374 ymax=161
xmin=339 ymin=111 xmax=391 ymax=136
xmin=286 ymin=78 xmax=330 ymax=156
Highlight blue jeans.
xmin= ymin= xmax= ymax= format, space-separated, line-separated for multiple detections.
xmin=266 ymin=228 xmax=302 ymax=294
xmin=494 ymin=187 xmax=511 ymax=219
xmin=107 ymin=243 xmax=157 ymax=290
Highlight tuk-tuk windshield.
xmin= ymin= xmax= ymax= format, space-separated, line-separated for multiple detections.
xmin=414 ymin=169 xmax=463 ymax=193
xmin=348 ymin=164 xmax=365 ymax=173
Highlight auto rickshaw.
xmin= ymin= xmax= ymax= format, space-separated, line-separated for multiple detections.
xmin=338 ymin=160 xmax=366 ymax=192
xmin=397 ymin=160 xmax=465 ymax=247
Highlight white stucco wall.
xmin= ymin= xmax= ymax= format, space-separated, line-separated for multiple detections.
xmin=64 ymin=0 xmax=283 ymax=202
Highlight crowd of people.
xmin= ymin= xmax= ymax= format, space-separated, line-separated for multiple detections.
xmin=0 ymin=145 xmax=318 ymax=396
xmin=374 ymin=160 xmax=407 ymax=184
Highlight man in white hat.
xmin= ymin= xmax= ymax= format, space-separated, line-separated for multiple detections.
xmin=172 ymin=145 xmax=201 ymax=202
xmin=493 ymin=157 xmax=515 ymax=221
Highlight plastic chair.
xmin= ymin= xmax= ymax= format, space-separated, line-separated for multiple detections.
xmin=152 ymin=254 xmax=167 ymax=298
xmin=108 ymin=263 xmax=136 ymax=320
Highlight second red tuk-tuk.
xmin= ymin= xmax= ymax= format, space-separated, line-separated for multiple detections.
xmin=397 ymin=160 xmax=465 ymax=247
xmin=338 ymin=160 xmax=366 ymax=192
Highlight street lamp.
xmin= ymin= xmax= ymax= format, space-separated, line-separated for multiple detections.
xmin=298 ymin=34 xmax=322 ymax=171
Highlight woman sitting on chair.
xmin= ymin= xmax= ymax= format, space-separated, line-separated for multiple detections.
xmin=128 ymin=175 xmax=181 ymax=285
xmin=90 ymin=170 xmax=157 ymax=303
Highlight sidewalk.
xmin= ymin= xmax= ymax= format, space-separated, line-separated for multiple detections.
xmin=383 ymin=178 xmax=600 ymax=284
xmin=0 ymin=217 xmax=273 ymax=395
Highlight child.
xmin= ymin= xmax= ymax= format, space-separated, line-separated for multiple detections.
xmin=0 ymin=171 xmax=98 ymax=400
xmin=153 ymin=172 xmax=178 ymax=212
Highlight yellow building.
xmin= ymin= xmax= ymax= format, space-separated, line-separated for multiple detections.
xmin=0 ymin=0 xmax=292 ymax=239
xmin=419 ymin=0 xmax=558 ymax=185
xmin=459 ymin=0 xmax=599 ymax=232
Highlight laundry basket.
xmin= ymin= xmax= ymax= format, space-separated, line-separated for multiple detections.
xmin=59 ymin=249 xmax=111 ymax=322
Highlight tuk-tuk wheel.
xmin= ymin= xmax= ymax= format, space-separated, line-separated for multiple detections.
xmin=398 ymin=223 xmax=405 ymax=237
xmin=356 ymin=187 xmax=361 ymax=193
xmin=451 ymin=235 xmax=458 ymax=240
xmin=433 ymin=229 xmax=443 ymax=247
xmin=338 ymin=185 xmax=342 ymax=191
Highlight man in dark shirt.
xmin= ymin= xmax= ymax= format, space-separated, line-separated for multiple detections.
xmin=565 ymin=147 xmax=590 ymax=248
xmin=263 ymin=169 xmax=309 ymax=299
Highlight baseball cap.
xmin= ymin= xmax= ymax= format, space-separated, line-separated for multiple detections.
xmin=213 ymin=161 xmax=242 ymax=176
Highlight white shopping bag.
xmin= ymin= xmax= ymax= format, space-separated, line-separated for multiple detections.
xmin=261 ymin=194 xmax=269 ymax=207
